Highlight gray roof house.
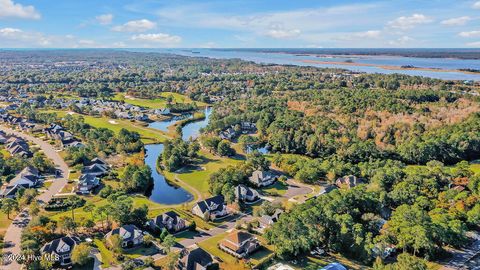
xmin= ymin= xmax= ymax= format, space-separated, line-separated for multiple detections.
xmin=105 ymin=225 xmax=144 ymax=248
xmin=177 ymin=245 xmax=215 ymax=270
xmin=148 ymin=211 xmax=186 ymax=233
xmin=192 ymin=195 xmax=228 ymax=220
xmin=249 ymin=170 xmax=277 ymax=187
xmin=235 ymin=184 xmax=260 ymax=203
xmin=76 ymin=174 xmax=100 ymax=194
xmin=41 ymin=236 xmax=80 ymax=266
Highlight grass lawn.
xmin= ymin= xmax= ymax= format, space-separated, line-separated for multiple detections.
xmin=94 ymin=239 xmax=116 ymax=268
xmin=113 ymin=92 xmax=207 ymax=109
xmin=163 ymin=150 xmax=244 ymax=198
xmin=173 ymin=230 xmax=198 ymax=241
xmin=0 ymin=212 xmax=13 ymax=236
xmin=40 ymin=109 xmax=171 ymax=144
xmin=124 ymin=245 xmax=158 ymax=259
xmin=260 ymin=181 xmax=288 ymax=197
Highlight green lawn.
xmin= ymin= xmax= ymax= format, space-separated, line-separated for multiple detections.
xmin=163 ymin=150 xmax=244 ymax=198
xmin=94 ymin=239 xmax=116 ymax=268
xmin=260 ymin=181 xmax=288 ymax=197
xmin=113 ymin=92 xmax=206 ymax=109
xmin=40 ymin=109 xmax=171 ymax=144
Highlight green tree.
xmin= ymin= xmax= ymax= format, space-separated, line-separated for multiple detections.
xmin=71 ymin=243 xmax=92 ymax=266
xmin=1 ymin=198 xmax=19 ymax=219
xmin=161 ymin=234 xmax=176 ymax=253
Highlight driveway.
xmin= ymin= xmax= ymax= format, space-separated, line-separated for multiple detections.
xmin=1 ymin=125 xmax=69 ymax=270
xmin=440 ymin=231 xmax=480 ymax=270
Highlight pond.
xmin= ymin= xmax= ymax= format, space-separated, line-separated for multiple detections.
xmin=144 ymin=144 xmax=194 ymax=204
xmin=181 ymin=107 xmax=212 ymax=141
xmin=148 ymin=113 xmax=193 ymax=132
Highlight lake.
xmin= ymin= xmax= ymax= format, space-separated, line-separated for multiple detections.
xmin=181 ymin=107 xmax=213 ymax=141
xmin=144 ymin=144 xmax=193 ymax=205
xmin=148 ymin=113 xmax=193 ymax=132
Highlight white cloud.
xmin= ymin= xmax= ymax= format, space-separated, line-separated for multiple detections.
xmin=352 ymin=30 xmax=382 ymax=39
xmin=131 ymin=33 xmax=182 ymax=44
xmin=112 ymin=19 xmax=156 ymax=32
xmin=0 ymin=0 xmax=40 ymax=19
xmin=459 ymin=30 xmax=480 ymax=38
xmin=0 ymin=27 xmax=22 ymax=35
xmin=388 ymin=14 xmax=432 ymax=30
xmin=265 ymin=28 xmax=301 ymax=39
xmin=473 ymin=1 xmax=480 ymax=9
xmin=441 ymin=16 xmax=471 ymax=26
xmin=96 ymin=14 xmax=113 ymax=25
xmin=0 ymin=27 xmax=52 ymax=46
xmin=466 ymin=41 xmax=480 ymax=47
xmin=388 ymin=35 xmax=414 ymax=46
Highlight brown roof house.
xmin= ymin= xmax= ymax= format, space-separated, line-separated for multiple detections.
xmin=219 ymin=230 xmax=260 ymax=258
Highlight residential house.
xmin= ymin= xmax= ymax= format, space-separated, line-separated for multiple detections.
xmin=81 ymin=163 xmax=108 ymax=177
xmin=148 ymin=211 xmax=186 ymax=233
xmin=105 ymin=225 xmax=144 ymax=248
xmin=249 ymin=170 xmax=277 ymax=187
xmin=154 ymin=108 xmax=170 ymax=115
xmin=320 ymin=263 xmax=347 ymax=270
xmin=235 ymin=184 xmax=260 ymax=203
xmin=192 ymin=195 xmax=228 ymax=220
xmin=76 ymin=174 xmax=100 ymax=194
xmin=219 ymin=230 xmax=260 ymax=258
xmin=40 ymin=236 xmax=80 ymax=266
xmin=176 ymin=245 xmax=215 ymax=270
xmin=219 ymin=127 xmax=236 ymax=140
xmin=267 ymin=263 xmax=295 ymax=270
xmin=258 ymin=209 xmax=283 ymax=232
xmin=335 ymin=175 xmax=365 ymax=189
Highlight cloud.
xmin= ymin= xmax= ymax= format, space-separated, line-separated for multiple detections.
xmin=0 ymin=0 xmax=40 ymax=19
xmin=0 ymin=27 xmax=22 ymax=35
xmin=265 ymin=28 xmax=301 ymax=39
xmin=0 ymin=27 xmax=51 ymax=46
xmin=388 ymin=35 xmax=414 ymax=46
xmin=459 ymin=30 xmax=480 ymax=38
xmin=112 ymin=19 xmax=156 ymax=32
xmin=474 ymin=1 xmax=480 ymax=9
xmin=131 ymin=33 xmax=182 ymax=44
xmin=441 ymin=16 xmax=471 ymax=26
xmin=95 ymin=14 xmax=113 ymax=25
xmin=388 ymin=14 xmax=432 ymax=30
xmin=352 ymin=30 xmax=382 ymax=39
xmin=466 ymin=41 xmax=480 ymax=47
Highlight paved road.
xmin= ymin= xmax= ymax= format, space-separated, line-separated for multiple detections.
xmin=1 ymin=125 xmax=69 ymax=270
xmin=440 ymin=231 xmax=480 ymax=270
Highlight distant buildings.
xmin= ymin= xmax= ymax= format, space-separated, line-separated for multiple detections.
xmin=192 ymin=195 xmax=228 ymax=220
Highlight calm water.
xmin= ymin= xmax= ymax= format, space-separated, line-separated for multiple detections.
xmin=129 ymin=48 xmax=480 ymax=81
xmin=144 ymin=144 xmax=193 ymax=204
xmin=148 ymin=113 xmax=193 ymax=132
xmin=182 ymin=107 xmax=213 ymax=141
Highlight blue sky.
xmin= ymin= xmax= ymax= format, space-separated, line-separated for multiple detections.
xmin=1 ymin=0 xmax=480 ymax=48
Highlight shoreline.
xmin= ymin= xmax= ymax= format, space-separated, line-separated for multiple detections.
xmin=297 ymin=59 xmax=480 ymax=76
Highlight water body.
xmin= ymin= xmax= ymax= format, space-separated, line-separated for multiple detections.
xmin=182 ymin=107 xmax=213 ymax=141
xmin=144 ymin=144 xmax=193 ymax=204
xmin=127 ymin=48 xmax=480 ymax=81
xmin=148 ymin=113 xmax=193 ymax=132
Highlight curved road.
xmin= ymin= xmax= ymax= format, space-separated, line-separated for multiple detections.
xmin=1 ymin=125 xmax=69 ymax=270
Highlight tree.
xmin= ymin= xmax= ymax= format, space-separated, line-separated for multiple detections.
xmin=29 ymin=201 xmax=40 ymax=217
xmin=161 ymin=234 xmax=176 ymax=253
xmin=389 ymin=253 xmax=427 ymax=270
xmin=67 ymin=195 xmax=83 ymax=221
xmin=59 ymin=216 xmax=77 ymax=233
xmin=2 ymin=198 xmax=19 ymax=219
xmin=217 ymin=140 xmax=235 ymax=156
xmin=143 ymin=234 xmax=155 ymax=247
xmin=83 ymin=202 xmax=96 ymax=220
xmin=108 ymin=235 xmax=123 ymax=255
xmin=71 ymin=243 xmax=92 ymax=266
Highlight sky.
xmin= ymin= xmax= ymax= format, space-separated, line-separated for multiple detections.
xmin=0 ymin=0 xmax=480 ymax=48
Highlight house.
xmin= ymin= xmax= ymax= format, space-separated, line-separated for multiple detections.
xmin=249 ymin=170 xmax=277 ymax=187
xmin=90 ymin=157 xmax=108 ymax=167
xmin=1 ymin=166 xmax=41 ymax=196
xmin=61 ymin=137 xmax=84 ymax=148
xmin=40 ymin=236 xmax=80 ymax=266
xmin=148 ymin=211 xmax=186 ymax=233
xmin=154 ymin=108 xmax=170 ymax=115
xmin=81 ymin=163 xmax=108 ymax=176
xmin=320 ymin=262 xmax=347 ymax=270
xmin=219 ymin=127 xmax=236 ymax=140
xmin=335 ymin=175 xmax=365 ymax=189
xmin=267 ymin=263 xmax=295 ymax=270
xmin=76 ymin=174 xmax=100 ymax=194
xmin=192 ymin=195 xmax=228 ymax=220
xmin=219 ymin=230 xmax=260 ymax=258
xmin=258 ymin=209 xmax=283 ymax=232
xmin=105 ymin=225 xmax=144 ymax=248
xmin=177 ymin=245 xmax=215 ymax=270
xmin=235 ymin=184 xmax=260 ymax=203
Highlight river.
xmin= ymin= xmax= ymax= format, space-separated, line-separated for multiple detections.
xmin=126 ymin=48 xmax=480 ymax=81
xmin=145 ymin=107 xmax=212 ymax=204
